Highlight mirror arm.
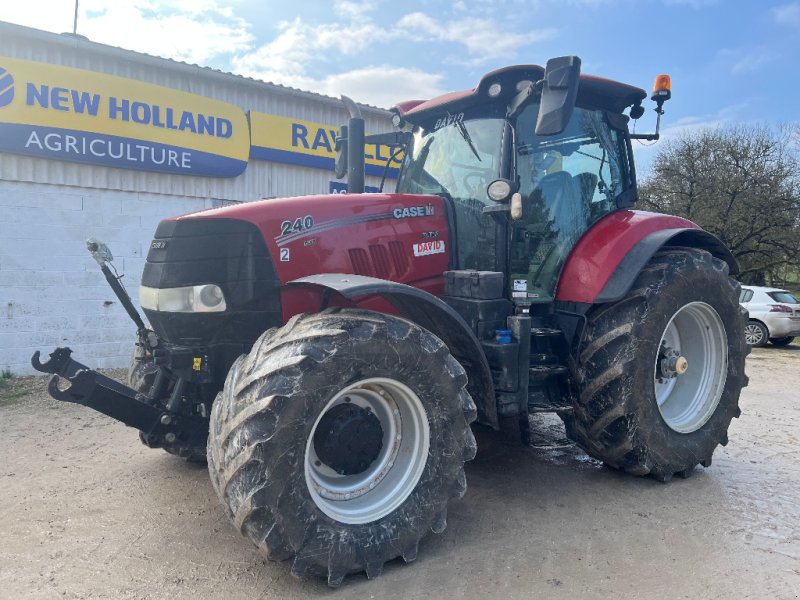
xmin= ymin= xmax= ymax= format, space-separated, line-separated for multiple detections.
xmin=629 ymin=100 xmax=666 ymax=141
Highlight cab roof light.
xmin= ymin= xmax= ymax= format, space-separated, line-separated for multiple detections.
xmin=651 ymin=74 xmax=671 ymax=103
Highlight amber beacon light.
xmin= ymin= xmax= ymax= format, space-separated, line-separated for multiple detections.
xmin=651 ymin=74 xmax=671 ymax=102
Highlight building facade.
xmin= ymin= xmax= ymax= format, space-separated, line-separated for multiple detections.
xmin=0 ymin=22 xmax=397 ymax=374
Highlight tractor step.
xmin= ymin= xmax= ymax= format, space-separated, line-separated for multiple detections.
xmin=530 ymin=353 xmax=559 ymax=364
xmin=528 ymin=388 xmax=573 ymax=413
xmin=528 ymin=401 xmax=573 ymax=413
xmin=529 ymin=364 xmax=568 ymax=380
xmin=531 ymin=327 xmax=561 ymax=337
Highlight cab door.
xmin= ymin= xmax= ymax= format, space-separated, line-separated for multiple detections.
xmin=510 ymin=105 xmax=631 ymax=304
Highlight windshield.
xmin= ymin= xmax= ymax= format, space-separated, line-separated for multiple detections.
xmin=397 ymin=116 xmax=505 ymax=270
xmin=396 ymin=117 xmax=504 ymax=200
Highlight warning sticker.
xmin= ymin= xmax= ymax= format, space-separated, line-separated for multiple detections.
xmin=513 ymin=279 xmax=528 ymax=291
xmin=512 ymin=291 xmax=528 ymax=298
xmin=413 ymin=240 xmax=446 ymax=257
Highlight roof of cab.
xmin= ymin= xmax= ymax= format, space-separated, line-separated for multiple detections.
xmin=394 ymin=64 xmax=647 ymax=122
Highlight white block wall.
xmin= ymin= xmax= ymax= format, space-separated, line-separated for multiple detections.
xmin=0 ymin=180 xmax=212 ymax=375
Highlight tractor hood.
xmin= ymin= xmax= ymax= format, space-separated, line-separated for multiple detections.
xmin=143 ymin=193 xmax=453 ymax=342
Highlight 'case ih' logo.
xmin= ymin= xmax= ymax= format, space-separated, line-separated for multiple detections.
xmin=0 ymin=67 xmax=14 ymax=108
xmin=393 ymin=205 xmax=435 ymax=219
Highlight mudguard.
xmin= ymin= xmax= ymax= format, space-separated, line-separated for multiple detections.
xmin=287 ymin=274 xmax=498 ymax=428
xmin=556 ymin=210 xmax=738 ymax=304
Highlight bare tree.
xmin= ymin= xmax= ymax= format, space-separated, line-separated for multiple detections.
xmin=639 ymin=124 xmax=800 ymax=285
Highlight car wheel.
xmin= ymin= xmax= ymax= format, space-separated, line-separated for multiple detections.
xmin=769 ymin=336 xmax=794 ymax=347
xmin=744 ymin=321 xmax=769 ymax=347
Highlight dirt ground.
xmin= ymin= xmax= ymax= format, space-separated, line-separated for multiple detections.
xmin=1 ymin=345 xmax=799 ymax=600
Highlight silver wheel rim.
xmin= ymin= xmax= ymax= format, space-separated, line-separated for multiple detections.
xmin=304 ymin=377 xmax=430 ymax=525
xmin=654 ymin=302 xmax=728 ymax=433
xmin=744 ymin=322 xmax=765 ymax=346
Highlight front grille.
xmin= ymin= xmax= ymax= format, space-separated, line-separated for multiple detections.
xmin=142 ymin=217 xmax=282 ymax=345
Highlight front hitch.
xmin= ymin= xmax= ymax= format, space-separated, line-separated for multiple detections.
xmin=31 ymin=347 xmax=208 ymax=450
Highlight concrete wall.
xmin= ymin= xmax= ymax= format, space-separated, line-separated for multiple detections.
xmin=0 ymin=179 xmax=211 ymax=374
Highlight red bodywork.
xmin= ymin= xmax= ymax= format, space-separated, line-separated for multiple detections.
xmin=184 ymin=193 xmax=449 ymax=320
xmin=178 ymin=194 xmax=700 ymax=314
xmin=556 ymin=210 xmax=699 ymax=303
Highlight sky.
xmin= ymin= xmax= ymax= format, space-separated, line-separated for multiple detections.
xmin=1 ymin=0 xmax=797 ymax=175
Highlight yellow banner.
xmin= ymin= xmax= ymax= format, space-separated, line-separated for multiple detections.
xmin=0 ymin=57 xmax=249 ymax=176
xmin=249 ymin=112 xmax=402 ymax=178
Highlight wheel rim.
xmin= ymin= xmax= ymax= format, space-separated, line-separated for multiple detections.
xmin=744 ymin=323 xmax=765 ymax=345
xmin=304 ymin=377 xmax=430 ymax=525
xmin=653 ymin=302 xmax=728 ymax=433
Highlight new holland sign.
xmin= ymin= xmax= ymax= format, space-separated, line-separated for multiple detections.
xmin=0 ymin=57 xmax=249 ymax=177
xmin=249 ymin=112 xmax=402 ymax=179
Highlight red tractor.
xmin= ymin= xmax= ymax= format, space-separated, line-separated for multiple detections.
xmin=33 ymin=56 xmax=748 ymax=586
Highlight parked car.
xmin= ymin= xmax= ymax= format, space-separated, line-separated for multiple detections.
xmin=739 ymin=285 xmax=800 ymax=347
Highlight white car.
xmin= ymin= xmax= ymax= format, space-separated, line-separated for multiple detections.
xmin=740 ymin=285 xmax=800 ymax=347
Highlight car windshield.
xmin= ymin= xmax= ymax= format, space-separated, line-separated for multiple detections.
xmin=396 ymin=117 xmax=504 ymax=201
xmin=769 ymin=291 xmax=799 ymax=304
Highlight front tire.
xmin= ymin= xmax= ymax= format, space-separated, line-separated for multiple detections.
xmin=570 ymin=248 xmax=748 ymax=481
xmin=207 ymin=309 xmax=477 ymax=586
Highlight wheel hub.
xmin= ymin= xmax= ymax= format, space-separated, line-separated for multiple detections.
xmin=653 ymin=302 xmax=727 ymax=433
xmin=314 ymin=403 xmax=383 ymax=476
xmin=658 ymin=346 xmax=689 ymax=379
xmin=304 ymin=378 xmax=430 ymax=524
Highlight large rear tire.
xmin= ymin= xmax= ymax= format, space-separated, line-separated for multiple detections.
xmin=769 ymin=336 xmax=794 ymax=347
xmin=207 ymin=309 xmax=477 ymax=586
xmin=570 ymin=248 xmax=748 ymax=481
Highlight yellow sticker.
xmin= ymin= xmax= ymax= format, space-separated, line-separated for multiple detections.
xmin=193 ymin=357 xmax=202 ymax=372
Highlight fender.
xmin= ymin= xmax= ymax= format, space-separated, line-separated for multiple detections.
xmin=557 ymin=210 xmax=738 ymax=304
xmin=287 ymin=274 xmax=498 ymax=428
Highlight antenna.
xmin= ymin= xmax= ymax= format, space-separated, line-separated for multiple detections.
xmin=73 ymin=0 xmax=79 ymax=35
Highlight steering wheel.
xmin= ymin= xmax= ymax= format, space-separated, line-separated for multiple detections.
xmin=460 ymin=168 xmax=496 ymax=197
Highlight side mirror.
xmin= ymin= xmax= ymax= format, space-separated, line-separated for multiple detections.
xmin=535 ymin=56 xmax=581 ymax=136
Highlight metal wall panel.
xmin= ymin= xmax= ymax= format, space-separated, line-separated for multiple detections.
xmin=0 ymin=22 xmax=396 ymax=201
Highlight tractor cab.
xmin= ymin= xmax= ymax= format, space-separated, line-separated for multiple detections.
xmin=392 ymin=61 xmax=647 ymax=304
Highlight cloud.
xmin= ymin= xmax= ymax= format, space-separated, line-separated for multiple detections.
xmin=333 ymin=0 xmax=377 ymax=19
xmin=317 ymin=66 xmax=446 ymax=108
xmin=663 ymin=0 xmax=719 ymax=7
xmin=717 ymin=47 xmax=780 ymax=75
xmin=0 ymin=0 xmax=254 ymax=65
xmin=397 ymin=12 xmax=556 ymax=62
xmin=231 ymin=10 xmax=548 ymax=105
xmin=773 ymin=2 xmax=800 ymax=25
xmin=231 ymin=16 xmax=387 ymax=85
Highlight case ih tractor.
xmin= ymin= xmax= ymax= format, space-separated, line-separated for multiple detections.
xmin=33 ymin=56 xmax=748 ymax=586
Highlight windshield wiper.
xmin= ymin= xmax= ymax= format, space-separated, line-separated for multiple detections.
xmin=454 ymin=120 xmax=482 ymax=162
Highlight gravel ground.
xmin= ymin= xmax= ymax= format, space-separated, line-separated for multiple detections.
xmin=0 ymin=346 xmax=798 ymax=599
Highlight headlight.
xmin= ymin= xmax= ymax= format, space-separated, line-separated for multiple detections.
xmin=139 ymin=284 xmax=227 ymax=313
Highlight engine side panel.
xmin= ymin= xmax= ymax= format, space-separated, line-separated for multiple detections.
xmin=184 ymin=193 xmax=451 ymax=319
xmin=555 ymin=210 xmax=700 ymax=304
